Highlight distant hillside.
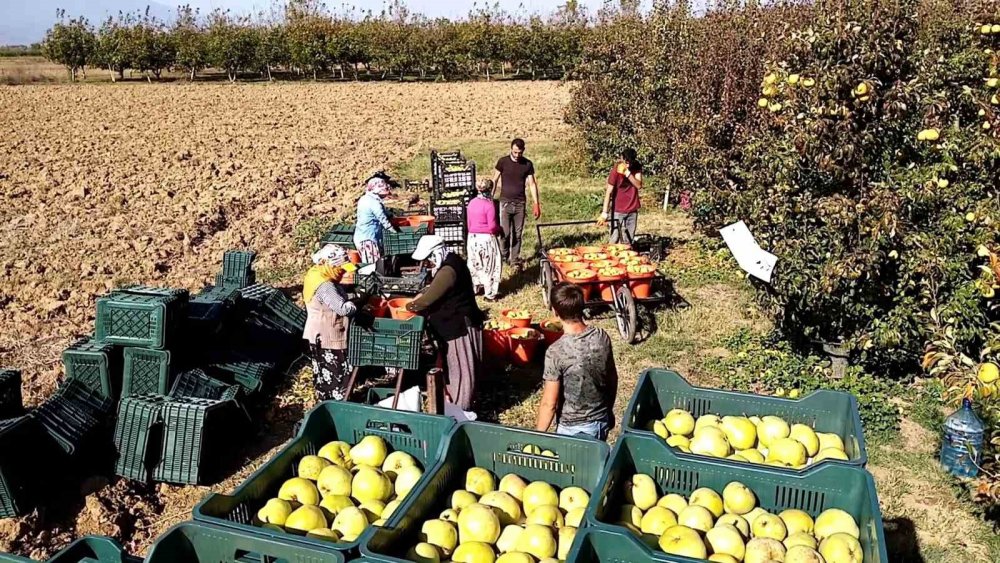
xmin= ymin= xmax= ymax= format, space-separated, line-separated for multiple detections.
xmin=0 ymin=0 xmax=173 ymax=46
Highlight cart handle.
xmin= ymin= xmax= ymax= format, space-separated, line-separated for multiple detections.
xmin=535 ymin=219 xmax=620 ymax=253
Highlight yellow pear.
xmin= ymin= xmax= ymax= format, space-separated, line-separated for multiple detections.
xmin=359 ymin=500 xmax=386 ymax=523
xmin=706 ymin=524 xmax=746 ymax=561
xmin=658 ymin=525 xmax=707 ymax=559
xmin=495 ymin=553 xmax=532 ymax=563
xmin=689 ymin=487 xmax=725 ymax=518
xmin=618 ymin=504 xmax=643 ymax=528
xmin=452 ymin=541 xmax=496 ymax=563
xmin=318 ymin=441 xmax=353 ymax=468
xmin=457 ymin=503 xmax=502 ymax=544
xmin=352 ymin=467 xmax=393 ymax=503
xmin=526 ymin=505 xmax=564 ymax=528
xmin=678 ymin=505 xmax=715 ymax=533
xmin=738 ymin=449 xmax=766 ymax=464
xmin=466 ymin=467 xmax=497 ymax=496
xmin=565 ymin=507 xmax=586 ymax=527
xmin=420 ymin=519 xmax=458 ymax=556
xmin=306 ymin=528 xmax=340 ymax=542
xmin=717 ymin=513 xmax=750 ymax=537
xmin=382 ymin=499 xmax=402 ymax=520
xmin=639 ymin=506 xmax=677 ymax=536
xmin=652 ymin=419 xmax=669 ymax=438
xmin=664 ymin=409 xmax=696 ymax=436
xmin=767 ymin=438 xmax=807 ymax=466
xmin=666 ymin=435 xmax=690 ymax=449
xmin=522 ymin=481 xmax=559 ymax=514
xmin=453 ymin=490 xmax=479 ymax=510
xmin=722 ymin=481 xmax=756 ymax=515
xmin=257 ymin=498 xmax=293 ymax=526
xmin=349 ymin=435 xmax=388 ymax=468
xmin=406 ymin=542 xmax=441 ymax=563
xmin=332 ymin=506 xmax=368 ymax=541
xmin=786 ymin=545 xmax=825 ymax=563
xmin=382 ymin=450 xmax=418 ymax=476
xmin=815 ymin=448 xmax=850 ymax=463
xmin=690 ymin=426 xmax=731 ymax=458
xmin=496 ymin=524 xmax=524 ymax=554
xmin=298 ymin=455 xmax=331 ymax=481
xmin=657 ymin=493 xmax=688 ymax=515
xmin=557 ymin=526 xmax=577 ymax=560
xmin=317 ymin=465 xmax=353 ymax=498
xmin=721 ymin=416 xmax=758 ymax=450
xmin=285 ymin=505 xmax=327 ymax=534
xmin=758 ymin=416 xmax=791 ymax=447
xmin=814 ymin=508 xmax=859 ymax=540
xmin=817 ymin=433 xmax=845 ymax=452
xmin=708 ymin=555 xmax=740 ymax=563
xmin=789 ymin=424 xmax=820 ymax=457
xmin=624 ymin=474 xmax=659 ymax=510
xmin=278 ymin=477 xmax=321 ymax=506
xmin=819 ymin=533 xmax=863 ymax=563
xmin=394 ymin=465 xmax=424 ymax=499
xmin=785 ymin=532 xmax=819 ymax=550
xmin=440 ymin=508 xmax=460 ymax=523
xmin=319 ymin=495 xmax=355 ymax=519
xmin=481 ymin=491 xmax=524 ymax=526
xmin=695 ymin=414 xmax=722 ymax=432
xmin=745 ymin=537 xmax=787 ymax=563
xmin=558 ymin=486 xmax=590 ymax=512
xmin=779 ymin=509 xmax=814 ymax=536
xmin=498 ymin=474 xmax=527 ymax=501
xmin=752 ymin=512 xmax=787 ymax=541
xmin=515 ymin=524 xmax=557 ymax=560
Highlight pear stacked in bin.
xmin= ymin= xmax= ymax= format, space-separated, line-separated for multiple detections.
xmin=613 ymin=473 xmax=863 ymax=563
xmin=405 ymin=466 xmax=589 ymax=563
xmin=256 ymin=435 xmax=424 ymax=543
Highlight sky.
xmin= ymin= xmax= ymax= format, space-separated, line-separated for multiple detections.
xmin=0 ymin=0 xmax=617 ymax=46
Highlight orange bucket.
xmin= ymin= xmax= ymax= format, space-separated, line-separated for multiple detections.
xmin=406 ymin=215 xmax=436 ymax=233
xmin=576 ymin=245 xmax=604 ymax=256
xmin=502 ymin=309 xmax=532 ymax=328
xmin=564 ymin=268 xmax=597 ymax=301
xmin=606 ymin=243 xmax=632 ymax=254
xmin=582 ymin=252 xmax=609 ymax=263
xmin=347 ymin=249 xmax=362 ymax=264
xmin=508 ymin=328 xmax=543 ymax=366
xmin=589 ymin=259 xmax=620 ymax=271
xmin=484 ymin=328 xmax=511 ymax=361
xmin=556 ymin=261 xmax=588 ymax=277
xmin=368 ymin=296 xmax=390 ymax=318
xmin=551 ymin=254 xmax=582 ymax=265
xmin=547 ymin=248 xmax=576 ymax=260
xmin=597 ymin=267 xmax=627 ymax=302
xmin=627 ymin=265 xmax=657 ymax=299
xmin=388 ymin=298 xmax=416 ymax=320
xmin=539 ymin=319 xmax=564 ymax=346
xmin=611 ymin=249 xmax=639 ymax=260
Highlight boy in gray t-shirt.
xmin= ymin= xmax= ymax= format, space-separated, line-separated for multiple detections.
xmin=535 ymin=282 xmax=618 ymax=441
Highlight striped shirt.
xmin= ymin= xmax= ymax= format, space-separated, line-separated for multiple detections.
xmin=314 ymin=281 xmax=357 ymax=317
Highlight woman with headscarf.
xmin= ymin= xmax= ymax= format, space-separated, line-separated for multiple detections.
xmin=466 ymin=178 xmax=502 ymax=301
xmin=303 ymin=244 xmax=358 ymax=401
xmin=406 ymin=235 xmax=485 ymax=411
xmin=354 ymin=177 xmax=398 ymax=266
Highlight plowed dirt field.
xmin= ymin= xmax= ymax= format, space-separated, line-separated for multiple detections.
xmin=0 ymin=81 xmax=571 ymax=557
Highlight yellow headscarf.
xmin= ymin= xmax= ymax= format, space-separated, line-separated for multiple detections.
xmin=303 ymin=264 xmax=345 ymax=303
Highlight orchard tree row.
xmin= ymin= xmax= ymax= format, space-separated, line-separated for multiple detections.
xmin=41 ymin=1 xmax=590 ymax=82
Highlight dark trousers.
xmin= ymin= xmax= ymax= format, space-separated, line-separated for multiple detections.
xmin=499 ymin=200 xmax=526 ymax=264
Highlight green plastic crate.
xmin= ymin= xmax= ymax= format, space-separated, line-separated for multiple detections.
xmin=147 ymin=521 xmax=345 ymax=563
xmin=362 ymin=421 xmax=611 ymax=562
xmin=0 ymin=416 xmax=45 ymax=518
xmin=0 ymin=369 xmax=23 ymax=419
xmin=383 ymin=224 xmax=429 ymax=256
xmin=220 ymin=250 xmax=257 ymax=284
xmin=321 ymin=223 xmax=357 ymax=249
xmin=347 ymin=317 xmax=425 ymax=371
xmin=47 ymin=536 xmax=138 ymax=563
xmin=30 ymin=380 xmax=113 ymax=456
xmin=206 ymin=358 xmax=274 ymax=393
xmin=122 ymin=348 xmax=172 ymax=397
xmin=355 ymin=270 xmax=429 ymax=297
xmin=624 ymin=368 xmax=868 ymax=472
xmin=193 ymin=401 xmax=456 ymax=555
xmin=62 ymin=339 xmax=121 ymax=401
xmin=95 ymin=291 xmax=186 ymax=349
xmin=154 ymin=397 xmax=238 ymax=485
xmin=170 ymin=369 xmax=240 ymax=402
xmin=114 ymin=394 xmax=169 ymax=482
xmin=565 ymin=528 xmax=674 ymax=562
xmin=585 ymin=434 xmax=888 ymax=563
xmin=0 ymin=552 xmax=29 ymax=562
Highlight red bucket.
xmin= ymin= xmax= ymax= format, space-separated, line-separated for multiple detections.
xmin=508 ymin=328 xmax=543 ymax=367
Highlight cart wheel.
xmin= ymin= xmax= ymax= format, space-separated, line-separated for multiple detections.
xmin=540 ymin=260 xmax=554 ymax=308
xmin=614 ymin=285 xmax=638 ymax=344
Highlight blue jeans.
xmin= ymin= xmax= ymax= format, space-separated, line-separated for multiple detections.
xmin=556 ymin=419 xmax=611 ymax=441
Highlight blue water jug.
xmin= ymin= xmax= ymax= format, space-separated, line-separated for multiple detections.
xmin=939 ymin=398 xmax=984 ymax=478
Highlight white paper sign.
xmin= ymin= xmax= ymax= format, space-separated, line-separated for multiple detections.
xmin=720 ymin=221 xmax=777 ymax=283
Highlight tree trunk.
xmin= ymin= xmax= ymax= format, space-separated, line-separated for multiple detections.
xmin=118 ymin=69 xmax=124 ymax=81
xmin=109 ymin=66 xmax=116 ymax=83
xmin=339 ymin=66 xmax=344 ymax=79
xmin=501 ymin=63 xmax=505 ymax=78
xmin=146 ymin=73 xmax=152 ymax=83
xmin=190 ymin=68 xmax=195 ymax=81
xmin=485 ymin=64 xmax=490 ymax=81
xmin=266 ymin=66 xmax=272 ymax=81
xmin=229 ymin=70 xmax=237 ymax=82
xmin=153 ymin=69 xmax=161 ymax=80
xmin=82 ymin=66 xmax=87 ymax=80
xmin=313 ymin=68 xmax=317 ymax=81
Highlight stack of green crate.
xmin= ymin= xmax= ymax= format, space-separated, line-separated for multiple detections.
xmin=0 ymin=415 xmax=48 ymax=518
xmin=113 ymin=394 xmax=170 ymax=482
xmin=0 ymin=369 xmax=22 ymax=419
xmin=30 ymin=379 xmax=115 ymax=456
xmin=347 ymin=317 xmax=425 ymax=372
xmin=169 ymin=369 xmax=240 ymax=402
xmin=154 ymin=396 xmax=240 ymax=485
xmin=62 ymin=340 xmax=122 ymax=402
xmin=146 ymin=522 xmax=344 ymax=562
xmin=238 ymin=284 xmax=306 ymax=334
xmin=320 ymin=224 xmax=356 ymax=249
xmin=215 ymin=250 xmax=257 ymax=289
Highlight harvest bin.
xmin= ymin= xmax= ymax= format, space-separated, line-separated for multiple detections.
xmin=585 ymin=434 xmax=888 ymax=563
xmin=147 ymin=522 xmax=344 ymax=563
xmin=193 ymin=401 xmax=456 ymax=555
xmin=0 ymin=536 xmax=138 ymax=563
xmin=361 ymin=421 xmax=611 ymax=562
xmin=623 ymin=368 xmax=868 ymax=471
xmin=565 ymin=528 xmax=664 ymax=562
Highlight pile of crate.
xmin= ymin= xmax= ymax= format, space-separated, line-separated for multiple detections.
xmin=430 ymin=149 xmax=476 ymax=257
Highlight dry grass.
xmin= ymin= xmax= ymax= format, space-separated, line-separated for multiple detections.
xmin=0 ymin=57 xmax=65 ymax=85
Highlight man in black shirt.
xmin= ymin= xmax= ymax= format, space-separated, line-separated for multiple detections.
xmin=492 ymin=138 xmax=541 ymax=268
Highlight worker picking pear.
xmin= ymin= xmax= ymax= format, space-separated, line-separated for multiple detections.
xmin=614 ymin=473 xmax=865 ymax=562
xmin=255 ymin=435 xmax=424 ymax=543
xmin=403 ymin=466 xmax=589 ymax=563
xmin=650 ymin=409 xmax=849 ymax=468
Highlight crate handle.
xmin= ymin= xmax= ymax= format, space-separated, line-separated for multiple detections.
xmin=367 ymin=420 xmax=413 ymax=435
xmin=506 ymin=443 xmax=560 ymax=459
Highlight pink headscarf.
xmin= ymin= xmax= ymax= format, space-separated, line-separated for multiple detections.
xmin=365 ymin=177 xmax=392 ymax=197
